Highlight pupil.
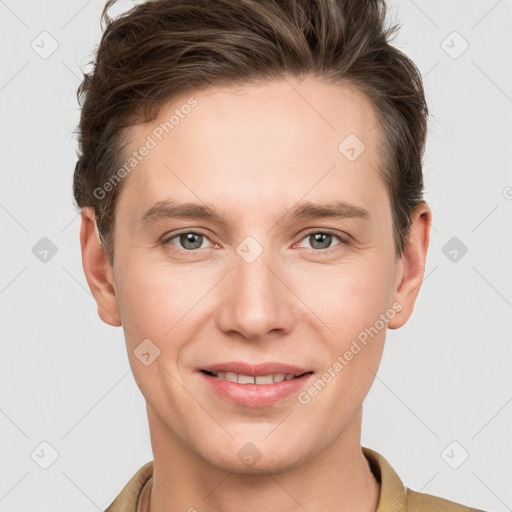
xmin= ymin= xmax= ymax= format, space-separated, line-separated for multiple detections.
xmin=181 ymin=233 xmax=202 ymax=250
xmin=311 ymin=233 xmax=331 ymax=249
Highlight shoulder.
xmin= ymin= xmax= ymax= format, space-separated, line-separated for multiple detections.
xmin=362 ymin=446 xmax=491 ymax=512
xmin=405 ymin=487 xmax=489 ymax=512
xmin=104 ymin=460 xmax=154 ymax=512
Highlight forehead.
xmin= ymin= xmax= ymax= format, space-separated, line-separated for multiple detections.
xmin=115 ymin=76 xmax=387 ymax=224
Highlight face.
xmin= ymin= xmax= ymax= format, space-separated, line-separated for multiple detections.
xmin=81 ymin=76 xmax=431 ymax=474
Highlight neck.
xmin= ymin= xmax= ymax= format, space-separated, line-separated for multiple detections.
xmin=146 ymin=406 xmax=380 ymax=512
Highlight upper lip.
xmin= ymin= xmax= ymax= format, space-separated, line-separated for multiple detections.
xmin=199 ymin=362 xmax=312 ymax=377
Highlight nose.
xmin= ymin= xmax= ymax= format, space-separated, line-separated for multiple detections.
xmin=215 ymin=245 xmax=298 ymax=342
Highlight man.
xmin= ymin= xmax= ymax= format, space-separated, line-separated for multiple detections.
xmin=74 ymin=0 xmax=488 ymax=510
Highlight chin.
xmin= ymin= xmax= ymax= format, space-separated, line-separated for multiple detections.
xmin=199 ymin=436 xmax=311 ymax=476
xmin=209 ymin=451 xmax=305 ymax=476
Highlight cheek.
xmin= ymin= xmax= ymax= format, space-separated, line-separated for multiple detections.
xmin=292 ymin=257 xmax=392 ymax=398
xmin=294 ymin=254 xmax=395 ymax=335
xmin=115 ymin=255 xmax=214 ymax=338
xmin=114 ymin=259 xmax=200 ymax=406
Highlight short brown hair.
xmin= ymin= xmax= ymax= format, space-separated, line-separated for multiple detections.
xmin=73 ymin=0 xmax=429 ymax=265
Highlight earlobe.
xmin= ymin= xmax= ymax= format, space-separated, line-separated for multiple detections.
xmin=79 ymin=207 xmax=122 ymax=327
xmin=387 ymin=202 xmax=432 ymax=330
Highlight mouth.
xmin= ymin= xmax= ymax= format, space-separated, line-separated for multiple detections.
xmin=197 ymin=363 xmax=315 ymax=407
xmin=200 ymin=369 xmax=313 ymax=384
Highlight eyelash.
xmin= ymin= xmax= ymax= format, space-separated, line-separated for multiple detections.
xmin=160 ymin=229 xmax=349 ymax=254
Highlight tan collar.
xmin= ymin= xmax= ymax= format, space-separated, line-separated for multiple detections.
xmin=363 ymin=446 xmax=408 ymax=510
xmin=137 ymin=473 xmax=152 ymax=512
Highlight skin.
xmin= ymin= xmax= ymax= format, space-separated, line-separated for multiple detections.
xmin=80 ymin=76 xmax=431 ymax=512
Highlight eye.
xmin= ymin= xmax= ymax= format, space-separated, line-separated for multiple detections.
xmin=160 ymin=229 xmax=348 ymax=254
xmin=295 ymin=230 xmax=347 ymax=252
xmin=161 ymin=230 xmax=216 ymax=251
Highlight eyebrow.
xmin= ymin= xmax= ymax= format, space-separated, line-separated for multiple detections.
xmin=137 ymin=198 xmax=370 ymax=228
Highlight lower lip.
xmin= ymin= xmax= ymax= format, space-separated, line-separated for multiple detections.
xmin=199 ymin=371 xmax=313 ymax=407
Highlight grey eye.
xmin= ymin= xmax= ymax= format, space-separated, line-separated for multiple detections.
xmin=298 ymin=232 xmax=343 ymax=251
xmin=308 ymin=233 xmax=333 ymax=250
xmin=179 ymin=232 xmax=204 ymax=250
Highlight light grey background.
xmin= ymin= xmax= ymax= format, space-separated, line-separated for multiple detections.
xmin=1 ymin=0 xmax=511 ymax=511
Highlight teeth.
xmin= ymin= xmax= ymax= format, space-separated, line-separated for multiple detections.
xmin=213 ymin=371 xmax=298 ymax=384
xmin=238 ymin=373 xmax=256 ymax=384
xmin=255 ymin=375 xmax=274 ymax=384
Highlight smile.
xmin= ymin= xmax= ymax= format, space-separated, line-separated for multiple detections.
xmin=201 ymin=370 xmax=310 ymax=384
xmin=199 ymin=369 xmax=314 ymax=407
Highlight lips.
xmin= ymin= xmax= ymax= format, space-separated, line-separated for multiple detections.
xmin=198 ymin=363 xmax=314 ymax=407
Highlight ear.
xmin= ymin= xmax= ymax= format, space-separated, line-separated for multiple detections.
xmin=387 ymin=202 xmax=432 ymax=330
xmin=79 ymin=207 xmax=121 ymax=327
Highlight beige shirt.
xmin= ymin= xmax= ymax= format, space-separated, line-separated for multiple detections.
xmin=104 ymin=446 xmax=487 ymax=512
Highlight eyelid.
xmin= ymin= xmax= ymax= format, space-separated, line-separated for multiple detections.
xmin=298 ymin=227 xmax=350 ymax=241
xmin=293 ymin=228 xmax=349 ymax=251
xmin=161 ymin=228 xmax=217 ymax=250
